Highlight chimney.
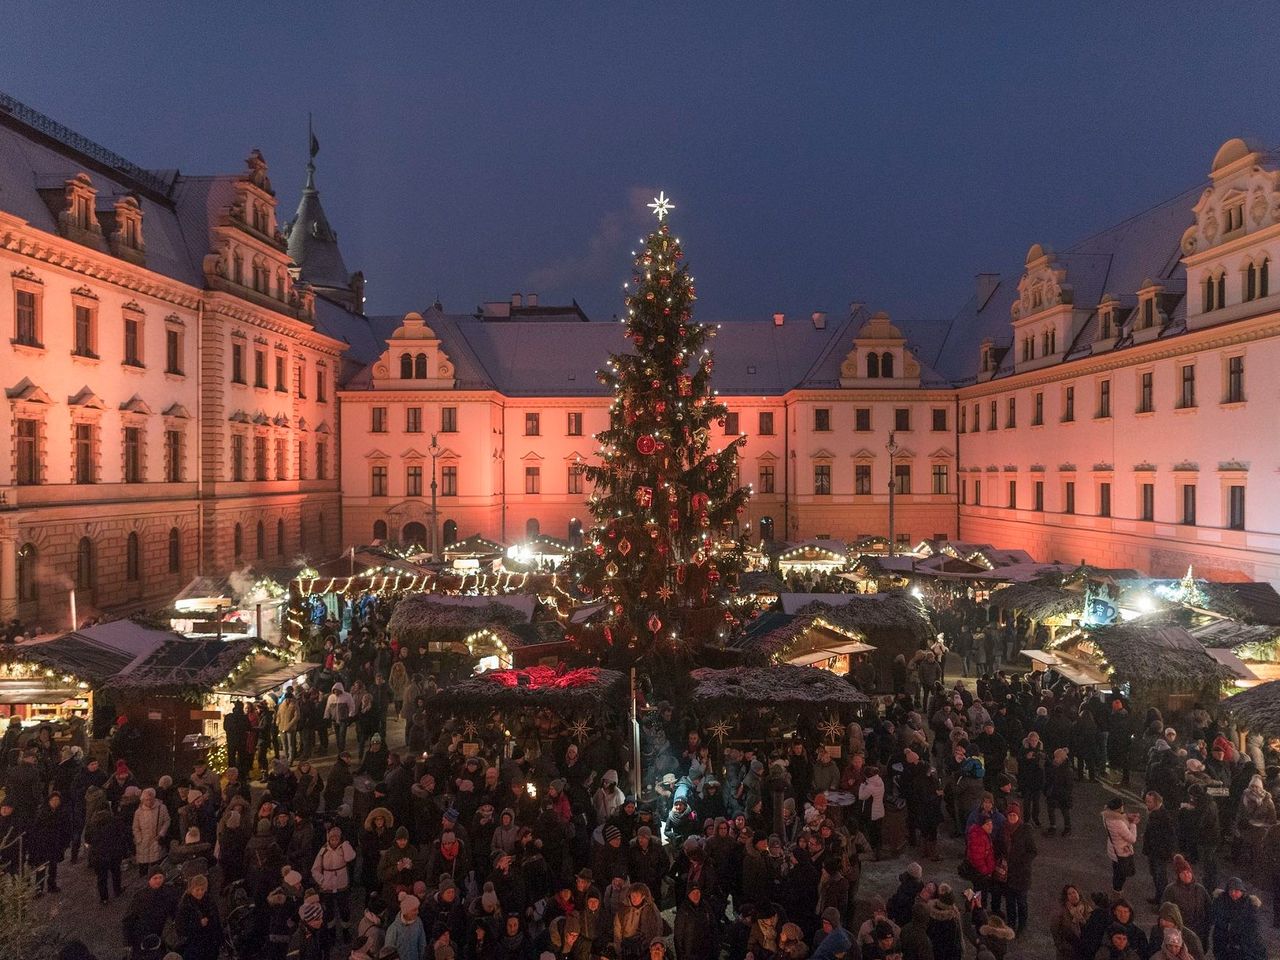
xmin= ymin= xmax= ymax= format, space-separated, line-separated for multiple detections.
xmin=511 ymin=292 xmax=523 ymax=307
xmin=975 ymin=273 xmax=1000 ymax=310
xmin=527 ymin=292 xmax=538 ymax=307
xmin=811 ymin=311 xmax=827 ymax=329
xmin=772 ymin=312 xmax=785 ymax=327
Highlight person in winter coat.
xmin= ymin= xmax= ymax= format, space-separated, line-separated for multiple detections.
xmin=1015 ymin=731 xmax=1046 ymax=826
xmin=1151 ymin=926 xmax=1198 ymax=960
xmin=1162 ymin=854 xmax=1212 ymax=948
xmin=1102 ymin=797 xmax=1140 ymax=893
xmin=613 ymin=882 xmax=663 ymax=960
xmin=899 ymin=899 xmax=937 ymax=960
xmin=976 ymin=914 xmax=1015 ymax=960
xmin=85 ymin=805 xmax=129 ymax=903
xmin=1102 ymin=900 xmax=1147 ymax=959
xmin=887 ymin=863 xmax=925 ymax=927
xmin=1147 ymin=902 xmax=1205 ymax=960
xmin=674 ymin=885 xmax=718 ymax=960
xmin=999 ymin=802 xmax=1036 ymax=934
xmin=592 ymin=770 xmax=626 ymax=826
xmin=1209 ymin=878 xmax=1266 ymax=960
xmin=1093 ymin=923 xmax=1140 ymax=960
xmin=132 ymin=787 xmax=171 ymax=875
xmin=311 ymin=824 xmax=356 ymax=940
xmin=175 ymin=874 xmax=222 ymax=960
xmin=1143 ymin=790 xmax=1177 ymax=905
xmin=384 ymin=892 xmax=428 ymax=960
xmin=28 ymin=792 xmax=71 ymax=892
xmin=857 ymin=764 xmax=887 ymax=855
xmin=964 ymin=817 xmax=997 ymax=908
xmin=1051 ymin=884 xmax=1092 ymax=960
xmin=1044 ymin=747 xmax=1074 ymax=836
xmin=924 ymin=886 xmax=964 ymax=960
xmin=122 ymin=869 xmax=177 ymax=958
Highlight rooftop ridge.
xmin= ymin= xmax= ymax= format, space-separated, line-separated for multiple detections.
xmin=0 ymin=90 xmax=176 ymax=200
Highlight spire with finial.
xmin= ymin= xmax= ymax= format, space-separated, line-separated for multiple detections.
xmin=284 ymin=115 xmax=352 ymax=295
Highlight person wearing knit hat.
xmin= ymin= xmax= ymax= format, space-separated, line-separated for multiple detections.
xmin=1163 ymin=854 xmax=1211 ymax=947
xmin=384 ymin=891 xmax=425 ymax=960
xmin=603 ymin=823 xmax=621 ymax=843
xmin=481 ymin=881 xmax=500 ymax=914
xmin=906 ymin=861 xmax=923 ymax=881
xmin=1150 ymin=901 xmax=1204 ymax=959
xmin=299 ymin=897 xmax=325 ymax=925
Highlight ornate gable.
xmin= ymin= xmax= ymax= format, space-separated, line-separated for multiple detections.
xmin=839 ymin=311 xmax=922 ymax=387
xmin=1012 ymin=244 xmax=1073 ymax=322
xmin=1182 ymin=138 xmax=1280 ymax=258
xmin=373 ymin=311 xmax=457 ymax=389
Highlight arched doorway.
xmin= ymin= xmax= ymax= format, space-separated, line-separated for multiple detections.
xmin=568 ymin=518 xmax=584 ymax=549
xmin=525 ymin=517 xmax=540 ymax=539
xmin=759 ymin=516 xmax=774 ymax=542
xmin=373 ymin=520 xmax=388 ymax=541
xmin=402 ymin=521 xmax=427 ymax=547
xmin=442 ymin=519 xmax=458 ymax=546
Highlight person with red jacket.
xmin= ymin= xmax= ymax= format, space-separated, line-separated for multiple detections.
xmin=965 ymin=815 xmax=997 ymax=909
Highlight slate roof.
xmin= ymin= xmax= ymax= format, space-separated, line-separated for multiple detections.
xmin=284 ymin=161 xmax=351 ymax=289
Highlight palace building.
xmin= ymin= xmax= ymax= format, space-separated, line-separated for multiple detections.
xmin=3 ymin=90 xmax=1280 ymax=630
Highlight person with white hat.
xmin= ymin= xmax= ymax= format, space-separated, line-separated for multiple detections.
xmin=383 ymin=891 xmax=426 ymax=960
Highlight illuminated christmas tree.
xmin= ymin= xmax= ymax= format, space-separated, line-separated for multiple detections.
xmin=578 ymin=193 xmax=750 ymax=661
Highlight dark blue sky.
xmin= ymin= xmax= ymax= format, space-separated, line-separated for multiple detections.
xmin=2 ymin=4 xmax=1271 ymax=330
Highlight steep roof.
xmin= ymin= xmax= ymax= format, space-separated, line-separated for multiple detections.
xmin=284 ymin=159 xmax=351 ymax=290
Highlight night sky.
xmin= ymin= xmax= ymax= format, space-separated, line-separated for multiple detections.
xmin=2 ymin=4 xmax=1272 ymax=331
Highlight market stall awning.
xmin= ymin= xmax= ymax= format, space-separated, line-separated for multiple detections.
xmin=219 ymin=656 xmax=310 ymax=698
xmin=1053 ymin=659 xmax=1109 ymax=687
xmin=1206 ymin=648 xmax=1260 ymax=682
xmin=786 ymin=638 xmax=877 ymax=667
xmin=0 ymin=680 xmax=81 ymax=705
xmin=1021 ymin=649 xmax=1061 ymax=667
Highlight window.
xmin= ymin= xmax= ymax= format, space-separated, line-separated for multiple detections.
xmin=758 ymin=412 xmax=775 ymax=436
xmin=894 ymin=408 xmax=911 ymax=432
xmin=1226 ymin=356 xmax=1244 ymax=403
xmin=525 ymin=412 xmax=540 ymax=436
xmin=406 ymin=466 xmax=423 ymax=497
xmin=813 ymin=464 xmax=831 ymax=495
xmin=567 ymin=412 xmax=583 ymax=436
xmin=1229 ymin=485 xmax=1246 ymax=531
xmin=275 ymin=438 xmax=287 ymax=479
xmin=568 ymin=464 xmax=584 ymax=494
xmin=254 ymin=436 xmax=268 ymax=481
xmin=399 ymin=354 xmax=413 ymax=379
xmin=256 ymin=521 xmax=266 ymax=560
xmin=855 ymin=408 xmax=871 ymax=432
xmin=1005 ymin=397 xmax=1016 ymax=428
xmin=1064 ymin=481 xmax=1076 ymax=514
xmin=124 ymin=315 xmax=143 ymax=366
xmin=1008 ymin=480 xmax=1017 ymax=508
xmin=1032 ymin=392 xmax=1043 ymax=425
xmin=759 ymin=464 xmax=775 ymax=494
xmin=1178 ymin=365 xmax=1196 ymax=408
xmin=123 ymin=426 xmax=143 ymax=483
xmin=525 ymin=466 xmax=541 ymax=494
xmin=168 ymin=528 xmax=181 ymax=574
xmin=73 ymin=304 xmax=96 ymax=357
xmin=1140 ymin=483 xmax=1155 ymax=521
xmin=1098 ymin=482 xmax=1111 ymax=517
xmin=17 ymin=544 xmax=37 ymax=604
xmin=974 ymin=480 xmax=981 ymax=505
xmin=988 ymin=400 xmax=997 ymax=430
xmin=1246 ymin=262 xmax=1259 ymax=302
xmin=233 ymin=523 xmax=243 ymax=559
xmin=125 ymin=532 xmax=140 ymax=582
xmin=1140 ymin=298 xmax=1155 ymax=329
xmin=1099 ymin=309 xmax=1113 ymax=340
xmin=932 ymin=464 xmax=949 ymax=495
xmin=960 ymin=479 xmax=966 ymax=505
xmin=814 ymin=408 xmax=831 ymax=432
xmin=1181 ymin=484 xmax=1197 ymax=525
xmin=295 ymin=359 xmax=307 ymax=397
xmin=723 ymin=412 xmax=739 ymax=435
xmin=441 ymin=465 xmax=457 ymax=496
xmin=371 ymin=465 xmax=388 ymax=496
xmin=165 ymin=432 xmax=183 ymax=483
xmin=931 ymin=408 xmax=947 ymax=432
xmin=1138 ymin=372 xmax=1154 ymax=413
xmin=274 ymin=354 xmax=286 ymax=391
xmin=405 ymin=407 xmax=423 ymax=433
xmin=75 ymin=536 xmax=95 ymax=593
xmin=1202 ymin=274 xmax=1218 ymax=312
xmin=1262 ymin=258 xmax=1270 ymax=298
xmin=316 ymin=369 xmax=327 ymax=402
xmin=1062 ymin=386 xmax=1074 ymax=422
xmin=972 ymin=403 xmax=981 ymax=431
xmin=231 ymin=342 xmax=245 ymax=383
xmin=893 ymin=463 xmax=911 ymax=495
xmin=959 ymin=406 xmax=967 ymax=433
xmin=1097 ymin=379 xmax=1111 ymax=418
xmin=15 ymin=289 xmax=40 ymax=346
xmin=441 ymin=406 xmax=458 ymax=432
xmin=295 ymin=440 xmax=306 ymax=480
xmin=15 ymin=419 xmax=38 ymax=485
xmin=166 ymin=328 xmax=183 ymax=375
xmin=315 ymin=440 xmax=327 ymax=480
xmin=231 ymin=435 xmax=246 ymax=481
xmin=74 ymin=422 xmax=96 ymax=484
xmin=881 ymin=352 xmax=894 ymax=377
xmin=371 ymin=407 xmax=387 ymax=433
xmin=1226 ymin=203 xmax=1244 ymax=233
xmin=413 ymin=354 xmax=427 ymax=379
xmin=373 ymin=520 xmax=388 ymax=541
xmin=866 ymin=353 xmax=879 ymax=378
xmin=1034 ymin=481 xmax=1045 ymax=511
xmin=254 ymin=349 xmax=267 ymax=387
xmin=855 ymin=464 xmax=872 ymax=495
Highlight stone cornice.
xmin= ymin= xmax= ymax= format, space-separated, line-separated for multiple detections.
xmin=204 ymin=293 xmax=345 ymax=355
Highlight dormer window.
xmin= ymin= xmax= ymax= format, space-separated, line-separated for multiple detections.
xmin=1225 ymin=201 xmax=1244 ymax=233
xmin=251 ymin=202 xmax=270 ymax=234
xmin=1098 ymin=307 xmax=1115 ymax=340
xmin=1040 ymin=328 xmax=1056 ymax=355
xmin=74 ymin=194 xmax=92 ymax=230
xmin=866 ymin=353 xmax=879 ymax=377
xmin=881 ymin=352 xmax=894 ymax=378
xmin=399 ymin=353 xmax=413 ymax=379
xmin=1140 ymin=298 xmax=1155 ymax=329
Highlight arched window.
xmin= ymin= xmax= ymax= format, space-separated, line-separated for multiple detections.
xmin=880 ymin=352 xmax=894 ymax=378
xmin=76 ymin=537 xmax=95 ymax=594
xmin=1261 ymin=258 xmax=1270 ymax=299
xmin=277 ymin=518 xmax=286 ymax=556
xmin=1246 ymin=261 xmax=1258 ymax=301
xmin=414 ymin=353 xmax=428 ymax=379
xmin=525 ymin=517 xmax=540 ymax=539
xmin=125 ymin=532 xmax=141 ymax=582
xmin=373 ymin=520 xmax=388 ymax=541
xmin=443 ymin=519 xmax=458 ymax=546
xmin=759 ymin=516 xmax=774 ymax=542
xmin=399 ymin=353 xmax=413 ymax=379
xmin=1217 ymin=271 xmax=1227 ymax=309
xmin=567 ymin=518 xmax=583 ymax=549
xmin=17 ymin=543 xmax=38 ymax=603
xmin=866 ymin=352 xmax=880 ymax=378
xmin=168 ymin=527 xmax=181 ymax=574
xmin=401 ymin=521 xmax=427 ymax=547
xmin=233 ymin=523 xmax=244 ymax=560
xmin=1203 ymin=275 xmax=1216 ymax=312
xmin=256 ymin=520 xmax=266 ymax=560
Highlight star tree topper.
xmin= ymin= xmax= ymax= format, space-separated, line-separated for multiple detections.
xmin=647 ymin=191 xmax=675 ymax=221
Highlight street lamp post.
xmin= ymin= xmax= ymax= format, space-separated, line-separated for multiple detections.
xmin=428 ymin=432 xmax=441 ymax=560
xmin=886 ymin=431 xmax=899 ymax=558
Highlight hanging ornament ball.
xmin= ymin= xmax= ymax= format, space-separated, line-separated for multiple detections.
xmin=656 ymin=334 xmax=666 ymax=343
xmin=636 ymin=435 xmax=658 ymax=456
xmin=614 ymin=603 xmax=624 ymax=616
xmin=679 ymin=326 xmax=687 ymax=336
xmin=663 ymin=308 xmax=671 ymax=315
xmin=651 ymin=380 xmax=662 ymax=390
xmin=691 ymin=492 xmax=709 ymax=511
xmin=647 ymin=613 xmax=663 ymax=634
xmin=594 ymin=544 xmax=605 ymax=557
xmin=645 ymin=291 xmax=655 ymax=301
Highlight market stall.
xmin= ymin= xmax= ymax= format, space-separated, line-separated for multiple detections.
xmin=1222 ymin=680 xmax=1280 ymax=739
xmin=774 ymin=539 xmax=850 ymax=576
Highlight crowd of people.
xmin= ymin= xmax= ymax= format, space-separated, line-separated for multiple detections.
xmin=0 ymin=597 xmax=1275 ymax=960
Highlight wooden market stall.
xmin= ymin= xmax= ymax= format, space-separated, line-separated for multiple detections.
xmin=386 ymin=594 xmax=567 ymax=676
xmin=1222 ymin=680 xmax=1280 ymax=740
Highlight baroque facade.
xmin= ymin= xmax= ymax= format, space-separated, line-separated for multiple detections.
xmin=3 ymin=89 xmax=1280 ymax=626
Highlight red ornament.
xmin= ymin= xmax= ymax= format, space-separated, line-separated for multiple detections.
xmin=675 ymin=564 xmax=687 ymax=584
xmin=636 ymin=435 xmax=658 ymax=456
xmin=647 ymin=613 xmax=662 ymax=634
xmin=708 ymin=567 xmax=721 ymax=583
xmin=593 ymin=544 xmax=605 ymax=556
xmin=655 ymin=401 xmax=666 ymax=416
xmin=651 ymin=380 xmax=661 ymax=390
xmin=691 ymin=493 xmax=709 ymax=511
xmin=669 ymin=508 xmax=679 ymax=529
xmin=635 ymin=486 xmax=653 ymax=508
xmin=604 ymin=626 xmax=613 ymax=645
